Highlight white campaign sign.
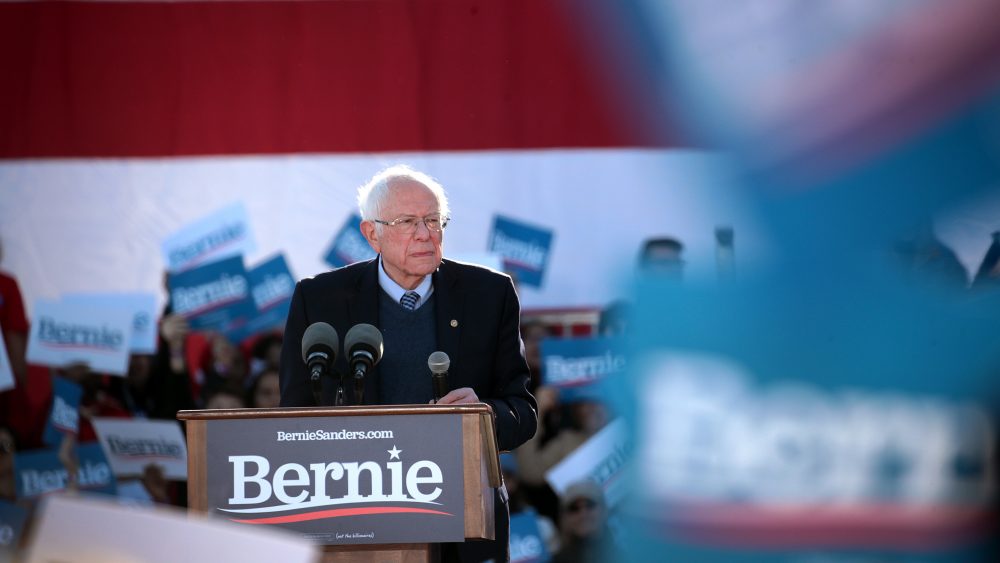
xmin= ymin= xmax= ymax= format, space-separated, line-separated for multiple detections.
xmin=0 ymin=321 xmax=14 ymax=392
xmin=26 ymin=300 xmax=133 ymax=376
xmin=62 ymin=292 xmax=159 ymax=354
xmin=92 ymin=417 xmax=189 ymax=480
xmin=24 ymin=495 xmax=318 ymax=563
xmin=545 ymin=417 xmax=630 ymax=507
xmin=161 ymin=201 xmax=257 ymax=273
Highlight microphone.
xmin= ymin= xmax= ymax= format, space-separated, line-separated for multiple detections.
xmin=344 ymin=324 xmax=384 ymax=403
xmin=301 ymin=322 xmax=339 ymax=384
xmin=428 ymin=351 xmax=450 ymax=403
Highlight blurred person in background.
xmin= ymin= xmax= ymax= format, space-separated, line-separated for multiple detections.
xmin=196 ymin=332 xmax=248 ymax=407
xmin=247 ymin=332 xmax=283 ymax=382
xmin=551 ymin=480 xmax=618 ymax=563
xmin=0 ymin=240 xmax=32 ymax=444
xmin=597 ymin=300 xmax=630 ymax=337
xmin=151 ymin=312 xmax=197 ymax=416
xmin=501 ymin=452 xmax=559 ymax=555
xmin=517 ymin=387 xmax=609 ymax=485
xmin=515 ymin=386 xmax=609 ymax=524
xmin=0 ymin=241 xmax=27 ymax=389
xmin=637 ymin=236 xmax=685 ymax=279
xmin=0 ymin=426 xmax=15 ymax=502
xmin=247 ymin=368 xmax=280 ymax=409
xmin=204 ymin=384 xmax=246 ymax=410
xmin=520 ymin=317 xmax=554 ymax=392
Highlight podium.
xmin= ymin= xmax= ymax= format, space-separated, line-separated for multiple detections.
xmin=178 ymin=404 xmax=502 ymax=562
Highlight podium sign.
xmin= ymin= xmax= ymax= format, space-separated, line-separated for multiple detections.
xmin=205 ymin=413 xmax=466 ymax=544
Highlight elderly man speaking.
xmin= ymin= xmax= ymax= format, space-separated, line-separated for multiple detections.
xmin=279 ymin=164 xmax=537 ymax=562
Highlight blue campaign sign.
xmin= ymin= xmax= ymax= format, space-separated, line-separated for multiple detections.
xmin=43 ymin=376 xmax=83 ymax=446
xmin=324 ymin=213 xmax=376 ymax=268
xmin=541 ymin=336 xmax=625 ymax=401
xmin=226 ymin=253 xmax=296 ymax=343
xmin=489 ymin=215 xmax=553 ymax=288
xmin=168 ymin=255 xmax=257 ymax=333
xmin=15 ymin=443 xmax=116 ymax=499
xmin=161 ymin=202 xmax=257 ymax=273
xmin=620 ymin=275 xmax=1000 ymax=561
xmin=0 ymin=500 xmax=28 ymax=553
xmin=510 ymin=511 xmax=550 ymax=563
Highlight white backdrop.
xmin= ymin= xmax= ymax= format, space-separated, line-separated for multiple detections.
xmin=0 ymin=149 xmax=773 ymax=315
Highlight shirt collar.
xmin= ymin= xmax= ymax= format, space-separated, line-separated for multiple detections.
xmin=377 ymin=255 xmax=434 ymax=309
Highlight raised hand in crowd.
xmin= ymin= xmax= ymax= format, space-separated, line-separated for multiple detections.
xmin=159 ymin=314 xmax=190 ymax=374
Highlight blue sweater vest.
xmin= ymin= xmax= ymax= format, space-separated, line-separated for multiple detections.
xmin=377 ymin=289 xmax=437 ymax=405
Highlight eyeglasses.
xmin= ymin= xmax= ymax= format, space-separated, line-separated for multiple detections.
xmin=566 ymin=499 xmax=598 ymax=513
xmin=373 ymin=214 xmax=449 ymax=234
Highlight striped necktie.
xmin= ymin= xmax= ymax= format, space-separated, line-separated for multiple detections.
xmin=400 ymin=291 xmax=419 ymax=310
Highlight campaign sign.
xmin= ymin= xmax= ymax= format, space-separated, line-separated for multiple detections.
xmin=42 ymin=377 xmax=83 ymax=446
xmin=26 ymin=300 xmax=133 ymax=376
xmin=488 ymin=215 xmax=553 ymax=288
xmin=161 ymin=202 xmax=257 ymax=273
xmin=91 ymin=418 xmax=188 ymax=480
xmin=226 ymin=253 xmax=295 ymax=343
xmin=206 ymin=414 xmax=466 ymax=544
xmin=324 ymin=213 xmax=376 ymax=268
xmin=0 ymin=501 xmax=28 ymax=555
xmin=0 ymin=321 xmax=13 ymax=393
xmin=545 ymin=418 xmax=629 ymax=508
xmin=14 ymin=443 xmax=116 ymax=499
xmin=510 ymin=511 xmax=550 ymax=563
xmin=168 ymin=255 xmax=257 ymax=333
xmin=24 ymin=495 xmax=319 ymax=563
xmin=541 ymin=336 xmax=625 ymax=402
xmin=61 ymin=292 xmax=158 ymax=354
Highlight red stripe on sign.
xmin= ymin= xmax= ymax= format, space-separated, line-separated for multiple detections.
xmin=644 ymin=502 xmax=995 ymax=550
xmin=231 ymin=506 xmax=453 ymax=525
xmin=0 ymin=1 xmax=680 ymax=158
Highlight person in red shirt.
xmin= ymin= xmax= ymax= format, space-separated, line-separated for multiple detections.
xmin=0 ymin=268 xmax=28 ymax=388
xmin=0 ymin=244 xmax=37 ymax=445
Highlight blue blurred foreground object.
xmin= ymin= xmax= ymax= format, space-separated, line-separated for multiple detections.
xmin=583 ymin=0 xmax=1000 ymax=560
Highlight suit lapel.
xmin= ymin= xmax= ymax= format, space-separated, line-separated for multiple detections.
xmin=348 ymin=258 xmax=381 ymax=404
xmin=433 ymin=259 xmax=463 ymax=367
xmin=348 ymin=258 xmax=381 ymax=327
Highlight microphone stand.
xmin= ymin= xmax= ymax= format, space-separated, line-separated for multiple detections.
xmin=335 ymin=371 xmax=346 ymax=406
xmin=310 ymin=373 xmax=324 ymax=407
xmin=309 ymin=367 xmax=346 ymax=407
xmin=353 ymin=368 xmax=365 ymax=405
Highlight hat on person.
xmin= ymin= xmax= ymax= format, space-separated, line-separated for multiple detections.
xmin=560 ymin=480 xmax=605 ymax=510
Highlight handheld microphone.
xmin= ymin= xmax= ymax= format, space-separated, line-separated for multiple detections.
xmin=344 ymin=324 xmax=384 ymax=403
xmin=428 ymin=351 xmax=450 ymax=403
xmin=301 ymin=322 xmax=339 ymax=383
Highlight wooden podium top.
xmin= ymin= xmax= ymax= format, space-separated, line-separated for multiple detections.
xmin=177 ymin=403 xmax=494 ymax=421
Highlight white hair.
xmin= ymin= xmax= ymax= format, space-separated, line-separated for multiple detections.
xmin=356 ymin=165 xmax=450 ymax=231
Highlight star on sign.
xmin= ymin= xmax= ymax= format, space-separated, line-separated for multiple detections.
xmin=388 ymin=446 xmax=402 ymax=460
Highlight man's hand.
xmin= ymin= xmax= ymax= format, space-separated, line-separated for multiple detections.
xmin=435 ymin=387 xmax=480 ymax=405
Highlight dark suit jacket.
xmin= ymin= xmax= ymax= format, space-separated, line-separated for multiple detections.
xmin=279 ymin=256 xmax=537 ymax=453
xmin=279 ymin=258 xmax=536 ymax=561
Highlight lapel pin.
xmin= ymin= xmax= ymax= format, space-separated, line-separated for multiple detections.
xmin=450 ymin=319 xmax=458 ymax=327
